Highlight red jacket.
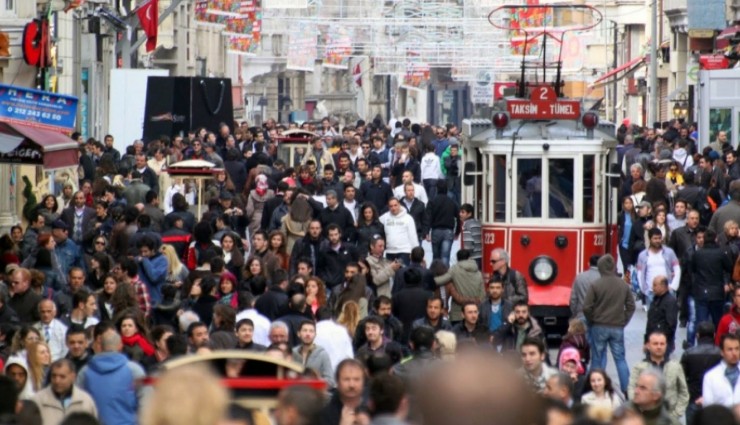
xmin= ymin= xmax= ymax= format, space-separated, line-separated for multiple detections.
xmin=715 ymin=307 xmax=740 ymax=345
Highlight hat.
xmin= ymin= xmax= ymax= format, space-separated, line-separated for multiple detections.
xmin=559 ymin=347 xmax=585 ymax=375
xmin=51 ymin=219 xmax=69 ymax=231
xmin=219 ymin=191 xmax=234 ymax=200
xmin=637 ymin=200 xmax=651 ymax=209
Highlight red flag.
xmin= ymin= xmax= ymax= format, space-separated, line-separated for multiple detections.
xmin=353 ymin=63 xmax=362 ymax=88
xmin=136 ymin=0 xmax=158 ymax=52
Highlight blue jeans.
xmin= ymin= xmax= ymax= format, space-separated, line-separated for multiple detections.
xmin=686 ymin=296 xmax=697 ymax=347
xmin=695 ymin=299 xmax=725 ymax=329
xmin=590 ymin=325 xmax=630 ymax=395
xmin=423 ymin=179 xmax=438 ymax=201
xmin=686 ymin=401 xmax=701 ymax=425
xmin=431 ymin=228 xmax=454 ymax=266
xmin=386 ymin=252 xmax=410 ymax=266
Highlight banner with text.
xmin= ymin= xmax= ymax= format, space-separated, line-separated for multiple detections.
xmin=0 ymin=84 xmax=78 ymax=132
xmin=287 ymin=22 xmax=317 ymax=71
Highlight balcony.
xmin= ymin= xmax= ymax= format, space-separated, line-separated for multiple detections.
xmin=664 ymin=0 xmax=688 ymax=33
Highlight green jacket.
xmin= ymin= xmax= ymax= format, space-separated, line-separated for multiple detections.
xmin=434 ymin=259 xmax=485 ymax=322
xmin=627 ymin=359 xmax=689 ymax=420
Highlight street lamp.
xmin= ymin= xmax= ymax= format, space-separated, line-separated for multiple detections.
xmin=672 ymin=93 xmax=688 ymax=119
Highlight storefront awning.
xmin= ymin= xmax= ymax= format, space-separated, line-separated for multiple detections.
xmin=589 ymin=56 xmax=646 ymax=88
xmin=0 ymin=122 xmax=79 ymax=170
xmin=717 ymin=25 xmax=740 ymax=50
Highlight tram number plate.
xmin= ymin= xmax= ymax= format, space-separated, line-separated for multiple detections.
xmin=593 ymin=234 xmax=604 ymax=246
xmin=484 ymin=233 xmax=495 ymax=244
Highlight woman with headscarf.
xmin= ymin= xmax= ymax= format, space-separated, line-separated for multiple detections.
xmin=246 ymin=174 xmax=275 ymax=236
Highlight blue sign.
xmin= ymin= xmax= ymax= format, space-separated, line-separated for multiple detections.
xmin=0 ymin=84 xmax=78 ymax=132
xmin=688 ymin=0 xmax=725 ymax=30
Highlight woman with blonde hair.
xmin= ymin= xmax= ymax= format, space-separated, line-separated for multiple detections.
xmin=337 ymin=301 xmax=361 ymax=338
xmin=26 ymin=340 xmax=51 ymax=392
xmin=160 ymin=244 xmax=189 ymax=288
xmin=435 ymin=330 xmax=457 ymax=361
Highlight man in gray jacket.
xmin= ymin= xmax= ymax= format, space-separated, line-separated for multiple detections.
xmin=583 ymin=254 xmax=636 ymax=394
xmin=569 ymin=255 xmax=601 ymax=320
xmin=293 ymin=320 xmax=335 ymax=388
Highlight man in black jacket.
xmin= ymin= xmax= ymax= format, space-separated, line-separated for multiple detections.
xmin=289 ymin=220 xmax=325 ymax=276
xmin=318 ymin=225 xmax=359 ymax=290
xmin=400 ymin=183 xmax=426 ymax=242
xmin=680 ymin=321 xmax=722 ymax=424
xmin=261 ymin=182 xmax=291 ymax=231
xmin=255 ymin=270 xmax=289 ymax=321
xmin=392 ymin=268 xmax=431 ymax=345
xmin=360 ymin=165 xmax=393 ymax=214
xmin=691 ymin=228 xmax=733 ymax=328
xmin=424 ymin=180 xmax=459 ymax=266
xmin=319 ymin=191 xmax=356 ymax=243
xmin=645 ymin=275 xmax=679 ymax=354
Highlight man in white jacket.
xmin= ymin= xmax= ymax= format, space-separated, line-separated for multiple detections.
xmin=393 ymin=170 xmax=428 ymax=205
xmin=379 ymin=198 xmax=419 ymax=266
xmin=421 ymin=144 xmax=444 ymax=200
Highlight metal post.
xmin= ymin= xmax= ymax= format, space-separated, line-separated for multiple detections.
xmin=612 ymin=21 xmax=618 ymax=123
xmin=648 ymin=0 xmax=658 ymax=125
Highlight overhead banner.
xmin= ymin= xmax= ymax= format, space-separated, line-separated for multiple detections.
xmin=509 ymin=1 xmax=553 ymax=56
xmin=0 ymin=84 xmax=78 ymax=132
xmin=323 ymin=25 xmax=352 ymax=69
xmin=287 ymin=23 xmax=317 ymax=71
xmin=263 ymin=0 xmax=307 ymax=8
xmin=195 ymin=0 xmax=242 ymax=27
xmin=224 ymin=0 xmax=262 ymax=55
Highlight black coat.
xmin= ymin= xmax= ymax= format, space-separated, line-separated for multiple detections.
xmin=261 ymin=194 xmax=284 ymax=231
xmin=254 ymin=287 xmax=289 ymax=321
xmin=424 ymin=194 xmax=458 ymax=232
xmin=392 ymin=262 xmax=435 ymax=294
xmin=355 ymin=221 xmax=384 ymax=257
xmin=690 ymin=242 xmax=733 ymax=302
xmin=0 ymin=304 xmax=19 ymax=325
xmin=318 ymin=205 xmax=356 ymax=242
xmin=402 ymin=198 xmax=426 ymax=239
xmin=224 ymin=160 xmax=247 ymax=193
xmin=317 ymin=242 xmax=359 ymax=289
xmin=8 ymin=289 xmax=42 ymax=323
xmin=680 ymin=338 xmax=722 ymax=402
xmin=392 ymin=285 xmax=432 ymax=344
xmin=646 ymin=291 xmax=678 ymax=342
xmin=289 ymin=235 xmax=325 ymax=276
xmin=360 ymin=180 xmax=393 ymax=214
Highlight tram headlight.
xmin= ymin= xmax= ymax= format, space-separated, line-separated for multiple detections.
xmin=529 ymin=256 xmax=558 ymax=285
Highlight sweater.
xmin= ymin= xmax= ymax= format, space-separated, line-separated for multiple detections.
xmin=379 ymin=209 xmax=419 ymax=254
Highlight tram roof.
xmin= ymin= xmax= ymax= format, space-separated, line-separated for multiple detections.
xmin=462 ymin=118 xmax=617 ymax=148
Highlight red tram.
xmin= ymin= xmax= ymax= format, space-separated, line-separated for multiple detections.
xmin=461 ymin=4 xmax=619 ymax=338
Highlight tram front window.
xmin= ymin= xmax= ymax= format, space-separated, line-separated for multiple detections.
xmin=548 ymin=158 xmax=573 ymax=219
xmin=517 ymin=158 xmax=542 ymax=218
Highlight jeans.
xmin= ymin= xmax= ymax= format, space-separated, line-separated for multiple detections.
xmin=686 ymin=296 xmax=697 ymax=347
xmin=590 ymin=325 xmax=630 ymax=395
xmin=423 ymin=179 xmax=438 ymax=201
xmin=431 ymin=228 xmax=454 ymax=266
xmin=686 ymin=401 xmax=701 ymax=425
xmin=695 ymin=299 xmax=725 ymax=329
xmin=386 ymin=253 xmax=410 ymax=266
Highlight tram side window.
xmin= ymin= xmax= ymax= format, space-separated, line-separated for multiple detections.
xmin=548 ymin=158 xmax=574 ymax=219
xmin=583 ymin=155 xmax=595 ymax=223
xmin=494 ymin=155 xmax=506 ymax=222
xmin=517 ymin=158 xmax=542 ymax=218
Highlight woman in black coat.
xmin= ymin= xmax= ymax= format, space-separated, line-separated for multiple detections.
xmin=356 ymin=203 xmax=385 ymax=258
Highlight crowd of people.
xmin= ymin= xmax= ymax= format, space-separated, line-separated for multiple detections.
xmin=1 ymin=116 xmax=740 ymax=425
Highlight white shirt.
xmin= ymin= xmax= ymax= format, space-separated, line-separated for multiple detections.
xmin=644 ymin=250 xmax=669 ymax=294
xmin=393 ymin=183 xmax=428 ymax=205
xmin=703 ymin=361 xmax=740 ymax=407
xmin=314 ymin=319 xmax=354 ymax=371
xmin=236 ymin=309 xmax=271 ymax=347
xmin=35 ymin=319 xmax=68 ymax=361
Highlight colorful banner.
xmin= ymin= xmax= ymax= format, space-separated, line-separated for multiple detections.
xmin=402 ymin=58 xmax=430 ymax=90
xmin=323 ymin=25 xmax=352 ymax=69
xmin=195 ymin=0 xmax=242 ymax=26
xmin=219 ymin=1 xmax=263 ymax=55
xmin=287 ymin=22 xmax=317 ymax=71
xmin=0 ymin=84 xmax=78 ymax=132
xmin=263 ymin=0 xmax=307 ymax=8
xmin=509 ymin=1 xmax=553 ymax=56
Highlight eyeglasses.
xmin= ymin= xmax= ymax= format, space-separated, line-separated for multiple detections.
xmin=490 ymin=259 xmax=503 ymax=264
xmin=95 ymin=241 xmax=105 ymax=246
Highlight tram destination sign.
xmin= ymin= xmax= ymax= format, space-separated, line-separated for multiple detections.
xmin=506 ymin=86 xmax=580 ymax=120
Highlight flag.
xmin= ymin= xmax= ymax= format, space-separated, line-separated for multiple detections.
xmin=137 ymin=0 xmax=158 ymax=52
xmin=353 ymin=63 xmax=362 ymax=88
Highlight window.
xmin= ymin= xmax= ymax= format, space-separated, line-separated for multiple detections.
xmin=548 ymin=158 xmax=573 ymax=219
xmin=583 ymin=155 xmax=595 ymax=222
xmin=493 ymin=155 xmax=505 ymax=222
xmin=517 ymin=158 xmax=542 ymax=218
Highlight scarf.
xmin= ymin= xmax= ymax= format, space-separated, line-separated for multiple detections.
xmin=256 ymin=175 xmax=269 ymax=196
xmin=121 ymin=333 xmax=155 ymax=356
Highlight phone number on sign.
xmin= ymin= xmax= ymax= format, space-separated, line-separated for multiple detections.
xmin=6 ymin=106 xmax=63 ymax=121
